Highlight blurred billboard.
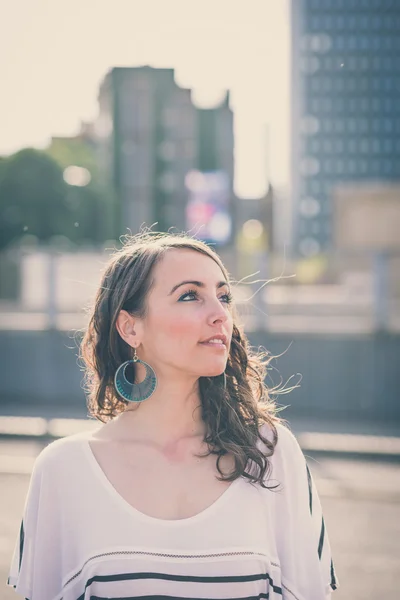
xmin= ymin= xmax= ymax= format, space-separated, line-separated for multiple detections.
xmin=185 ymin=169 xmax=232 ymax=246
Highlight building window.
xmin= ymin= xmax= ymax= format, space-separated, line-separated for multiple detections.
xmin=301 ymin=56 xmax=320 ymax=74
xmin=301 ymin=116 xmax=320 ymax=135
xmin=310 ymin=16 xmax=320 ymax=31
xmin=310 ymin=180 xmax=322 ymax=194
xmin=311 ymin=79 xmax=320 ymax=93
xmin=336 ymin=16 xmax=345 ymax=29
xmin=347 ymin=36 xmax=356 ymax=50
xmin=347 ymin=57 xmax=357 ymax=71
xmin=348 ymin=119 xmax=357 ymax=134
xmin=383 ymin=77 xmax=393 ymax=92
xmin=348 ymin=15 xmax=357 ymax=29
xmin=335 ymin=119 xmax=346 ymax=133
xmin=348 ymin=139 xmax=357 ymax=153
xmin=358 ymin=159 xmax=368 ymax=173
xmin=384 ymin=36 xmax=393 ymax=51
xmin=323 ymin=77 xmax=332 ymax=92
xmin=310 ymin=139 xmax=321 ymax=153
xmin=372 ymin=139 xmax=381 ymax=154
xmin=300 ymin=157 xmax=321 ymax=176
xmin=338 ymin=79 xmax=347 ymax=93
xmin=385 ymin=98 xmax=394 ymax=113
xmin=372 ymin=98 xmax=380 ymax=113
xmin=336 ymin=36 xmax=345 ymax=50
xmin=384 ymin=57 xmax=393 ymax=71
xmin=347 ymin=160 xmax=357 ymax=174
xmin=311 ymin=221 xmax=321 ymax=235
xmin=334 ymin=140 xmax=344 ymax=153
xmin=359 ymin=78 xmax=369 ymax=93
xmin=372 ymin=36 xmax=381 ymax=51
xmin=371 ymin=159 xmax=380 ymax=174
xmin=299 ymin=220 xmax=307 ymax=236
xmin=311 ymin=98 xmax=320 ymax=112
xmin=324 ymin=181 xmax=333 ymax=194
xmin=382 ymin=160 xmax=393 ymax=175
xmin=349 ymin=98 xmax=357 ymax=112
xmin=372 ymin=57 xmax=381 ymax=71
xmin=335 ymin=160 xmax=344 ymax=174
xmin=383 ymin=118 xmax=392 ymax=133
xmin=299 ymin=197 xmax=321 ymax=218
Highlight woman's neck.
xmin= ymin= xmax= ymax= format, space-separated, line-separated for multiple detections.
xmin=113 ymin=377 xmax=206 ymax=445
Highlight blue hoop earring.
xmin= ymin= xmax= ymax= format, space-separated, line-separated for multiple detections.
xmin=114 ymin=348 xmax=157 ymax=403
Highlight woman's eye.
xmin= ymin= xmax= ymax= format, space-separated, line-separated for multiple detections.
xmin=220 ymin=293 xmax=233 ymax=304
xmin=178 ymin=290 xmax=232 ymax=303
xmin=178 ymin=290 xmax=198 ymax=301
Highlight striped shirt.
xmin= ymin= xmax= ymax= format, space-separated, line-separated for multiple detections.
xmin=7 ymin=422 xmax=339 ymax=599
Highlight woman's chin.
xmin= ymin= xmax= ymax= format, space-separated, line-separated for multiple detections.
xmin=200 ymin=366 xmax=227 ymax=379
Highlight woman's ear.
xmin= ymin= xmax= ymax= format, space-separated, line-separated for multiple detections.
xmin=115 ymin=310 xmax=140 ymax=348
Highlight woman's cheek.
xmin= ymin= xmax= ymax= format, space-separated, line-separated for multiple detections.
xmin=153 ymin=306 xmax=201 ymax=338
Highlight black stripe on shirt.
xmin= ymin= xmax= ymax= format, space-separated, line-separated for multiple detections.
xmin=19 ymin=519 xmax=25 ymax=571
xmin=66 ymin=550 xmax=270 ymax=589
xmin=88 ymin=595 xmax=270 ymax=600
xmin=306 ymin=464 xmax=313 ymax=515
xmin=318 ymin=516 xmax=325 ymax=560
xmin=75 ymin=571 xmax=282 ymax=600
xmin=330 ymin=558 xmax=338 ymax=590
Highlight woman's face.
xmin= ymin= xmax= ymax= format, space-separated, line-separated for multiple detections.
xmin=135 ymin=248 xmax=234 ymax=379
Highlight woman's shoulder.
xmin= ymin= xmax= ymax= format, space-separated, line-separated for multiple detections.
xmin=258 ymin=419 xmax=304 ymax=464
xmin=258 ymin=419 xmax=298 ymax=446
xmin=34 ymin=428 xmax=99 ymax=473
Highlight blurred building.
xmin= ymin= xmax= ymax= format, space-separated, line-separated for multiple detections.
xmin=95 ymin=66 xmax=234 ymax=245
xmin=290 ymin=0 xmax=400 ymax=257
xmin=95 ymin=67 xmax=197 ymax=235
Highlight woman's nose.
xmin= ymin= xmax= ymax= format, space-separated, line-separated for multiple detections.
xmin=208 ymin=299 xmax=229 ymax=324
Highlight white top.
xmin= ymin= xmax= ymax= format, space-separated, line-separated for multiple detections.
xmin=7 ymin=422 xmax=339 ymax=600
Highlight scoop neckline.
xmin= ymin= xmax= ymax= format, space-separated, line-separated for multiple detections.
xmin=80 ymin=432 xmax=243 ymax=527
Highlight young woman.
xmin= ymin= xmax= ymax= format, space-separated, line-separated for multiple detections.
xmin=8 ymin=232 xmax=339 ymax=599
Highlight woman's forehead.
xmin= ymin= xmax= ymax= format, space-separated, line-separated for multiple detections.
xmin=153 ymin=249 xmax=226 ymax=287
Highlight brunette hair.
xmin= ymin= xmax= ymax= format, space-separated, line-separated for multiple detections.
xmin=80 ymin=231 xmax=290 ymax=489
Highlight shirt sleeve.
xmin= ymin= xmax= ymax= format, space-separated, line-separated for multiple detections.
xmin=7 ymin=445 xmax=63 ymax=600
xmin=267 ymin=423 xmax=340 ymax=600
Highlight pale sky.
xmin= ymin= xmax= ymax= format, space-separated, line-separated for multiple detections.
xmin=1 ymin=0 xmax=290 ymax=197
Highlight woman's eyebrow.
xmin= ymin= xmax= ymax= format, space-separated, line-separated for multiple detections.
xmin=168 ymin=280 xmax=229 ymax=295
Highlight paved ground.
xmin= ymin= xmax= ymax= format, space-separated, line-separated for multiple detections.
xmin=1 ymin=439 xmax=400 ymax=600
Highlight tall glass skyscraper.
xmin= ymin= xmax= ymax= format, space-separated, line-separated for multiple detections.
xmin=290 ymin=0 xmax=400 ymax=256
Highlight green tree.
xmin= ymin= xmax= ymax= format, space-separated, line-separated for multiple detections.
xmin=0 ymin=148 xmax=74 ymax=249
xmin=46 ymin=136 xmax=115 ymax=243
